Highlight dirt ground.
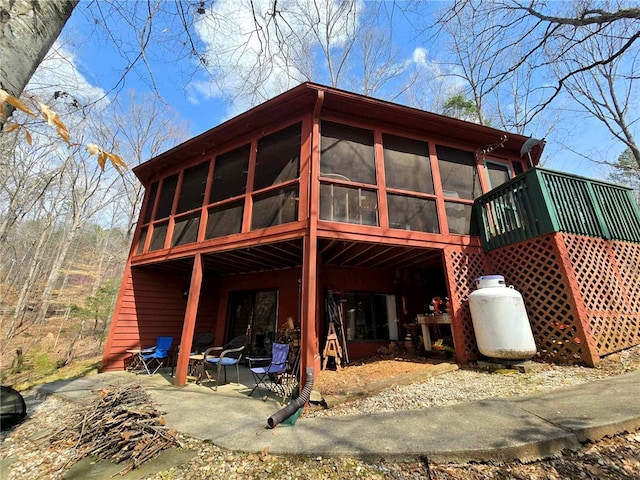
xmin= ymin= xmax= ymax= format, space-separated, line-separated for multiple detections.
xmin=314 ymin=355 xmax=440 ymax=395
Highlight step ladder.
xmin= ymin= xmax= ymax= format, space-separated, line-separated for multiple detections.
xmin=322 ymin=322 xmax=343 ymax=370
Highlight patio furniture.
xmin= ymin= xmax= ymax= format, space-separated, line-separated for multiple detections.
xmin=138 ymin=336 xmax=173 ymax=375
xmin=191 ymin=333 xmax=215 ymax=354
xmin=247 ymin=342 xmax=290 ymax=402
xmin=201 ymin=335 xmax=247 ymax=389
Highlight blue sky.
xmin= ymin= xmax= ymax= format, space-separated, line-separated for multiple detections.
xmin=30 ymin=0 xmax=636 ymax=182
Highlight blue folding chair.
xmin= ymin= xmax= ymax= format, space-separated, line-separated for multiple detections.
xmin=248 ymin=342 xmax=290 ymax=401
xmin=139 ymin=336 xmax=173 ymax=375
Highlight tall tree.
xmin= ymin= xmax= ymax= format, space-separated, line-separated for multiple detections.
xmin=554 ymin=22 xmax=640 ymax=169
xmin=0 ymin=0 xmax=79 ymax=122
xmin=434 ymin=1 xmax=640 ymax=119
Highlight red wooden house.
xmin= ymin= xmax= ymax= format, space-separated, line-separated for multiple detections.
xmin=101 ymin=83 xmax=640 ymax=386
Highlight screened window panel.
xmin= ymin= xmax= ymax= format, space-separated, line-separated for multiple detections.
xmin=486 ymin=161 xmax=511 ymax=189
xmin=155 ymin=174 xmax=178 ymax=219
xmin=320 ymin=121 xmax=376 ymax=184
xmin=436 ymin=145 xmax=482 ymax=200
xmin=445 ymin=201 xmax=478 ymax=235
xmin=136 ymin=227 xmax=147 ymax=254
xmin=387 ymin=194 xmax=439 ymax=233
xmin=320 ymin=183 xmax=378 ymax=226
xmin=149 ymin=221 xmax=168 ymax=251
xmin=209 ymin=144 xmax=250 ymax=203
xmin=251 ymin=186 xmax=298 ymax=229
xmin=205 ymin=201 xmax=244 ymax=239
xmin=142 ymin=182 xmax=158 ymax=224
xmin=254 ymin=123 xmax=301 ymax=191
xmin=172 ymin=213 xmax=200 ymax=246
xmin=176 ymin=161 xmax=209 ymax=214
xmin=383 ymin=134 xmax=434 ymax=194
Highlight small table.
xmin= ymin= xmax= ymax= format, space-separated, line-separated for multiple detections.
xmin=417 ymin=314 xmax=453 ymax=351
xmin=188 ymin=354 xmax=205 ymax=382
xmin=125 ymin=348 xmax=151 ymax=373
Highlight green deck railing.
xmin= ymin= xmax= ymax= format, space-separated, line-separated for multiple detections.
xmin=475 ymin=167 xmax=640 ymax=251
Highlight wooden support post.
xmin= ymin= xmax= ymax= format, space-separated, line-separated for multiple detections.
xmin=174 ymin=254 xmax=203 ymax=386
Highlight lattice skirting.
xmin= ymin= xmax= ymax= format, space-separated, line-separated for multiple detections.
xmin=444 ymin=235 xmax=640 ymax=365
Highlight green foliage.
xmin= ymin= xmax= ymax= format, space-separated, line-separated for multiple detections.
xmin=609 ymin=148 xmax=640 ymax=205
xmin=71 ymin=278 xmax=120 ymax=334
xmin=443 ymin=94 xmax=479 ymax=122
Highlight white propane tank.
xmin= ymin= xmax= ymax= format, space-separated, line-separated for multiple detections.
xmin=469 ymin=275 xmax=537 ymax=360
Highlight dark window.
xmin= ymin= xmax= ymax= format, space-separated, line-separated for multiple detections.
xmin=254 ymin=124 xmax=301 ymax=191
xmin=486 ymin=161 xmax=512 ymax=189
xmin=228 ymin=289 xmax=278 ymax=356
xmin=320 ymin=122 xmax=376 ymax=184
xmin=172 ymin=213 xmax=201 ymax=246
xmin=436 ymin=145 xmax=481 ymax=200
xmin=155 ymin=174 xmax=178 ymax=219
xmin=209 ymin=144 xmax=250 ymax=203
xmin=445 ymin=202 xmax=478 ymax=235
xmin=387 ymin=194 xmax=439 ymax=233
xmin=142 ymin=182 xmax=158 ymax=224
xmin=149 ymin=221 xmax=168 ymax=251
xmin=345 ymin=292 xmax=397 ymax=341
xmin=383 ymin=134 xmax=434 ymax=194
xmin=251 ymin=186 xmax=299 ymax=229
xmin=137 ymin=227 xmax=147 ymax=254
xmin=513 ymin=161 xmax=524 ymax=176
xmin=320 ymin=183 xmax=378 ymax=226
xmin=176 ymin=161 xmax=209 ymax=214
xmin=205 ymin=201 xmax=244 ymax=239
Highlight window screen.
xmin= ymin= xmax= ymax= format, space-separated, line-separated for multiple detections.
xmin=172 ymin=213 xmax=200 ymax=246
xmin=436 ymin=145 xmax=481 ymax=200
xmin=136 ymin=227 xmax=147 ymax=254
xmin=251 ymin=186 xmax=299 ymax=229
xmin=149 ymin=221 xmax=168 ymax=251
xmin=486 ymin=161 xmax=511 ymax=189
xmin=383 ymin=134 xmax=433 ymax=194
xmin=319 ymin=183 xmax=378 ymax=226
xmin=209 ymin=144 xmax=250 ymax=203
xmin=320 ymin=122 xmax=376 ymax=184
xmin=155 ymin=174 xmax=178 ymax=219
xmin=176 ymin=161 xmax=209 ymax=214
xmin=142 ymin=182 xmax=158 ymax=224
xmin=254 ymin=124 xmax=301 ymax=191
xmin=445 ymin=202 xmax=478 ymax=235
xmin=387 ymin=194 xmax=439 ymax=233
xmin=205 ymin=201 xmax=244 ymax=239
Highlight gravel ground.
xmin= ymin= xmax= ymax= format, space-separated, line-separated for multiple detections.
xmin=2 ymin=345 xmax=640 ymax=479
xmin=308 ymin=346 xmax=640 ymax=417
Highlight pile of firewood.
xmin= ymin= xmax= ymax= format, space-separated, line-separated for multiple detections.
xmin=50 ymin=383 xmax=179 ymax=475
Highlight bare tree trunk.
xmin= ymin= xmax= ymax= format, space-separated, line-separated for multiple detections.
xmin=0 ymin=0 xmax=78 ymax=122
xmin=6 ymin=219 xmax=54 ymax=338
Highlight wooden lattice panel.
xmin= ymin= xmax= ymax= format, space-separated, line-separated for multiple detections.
xmin=488 ymin=235 xmax=593 ymax=365
xmin=442 ymin=246 xmax=489 ymax=364
xmin=561 ymin=235 xmax=640 ymax=356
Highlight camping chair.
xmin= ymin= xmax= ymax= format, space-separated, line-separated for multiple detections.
xmin=248 ymin=342 xmax=290 ymax=402
xmin=138 ymin=336 xmax=173 ymax=375
xmin=202 ymin=335 xmax=247 ymax=390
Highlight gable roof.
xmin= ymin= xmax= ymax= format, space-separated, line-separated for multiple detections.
xmin=133 ymin=82 xmax=541 ymax=185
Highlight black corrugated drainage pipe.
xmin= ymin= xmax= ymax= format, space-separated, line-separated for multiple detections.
xmin=267 ymin=367 xmax=314 ymax=428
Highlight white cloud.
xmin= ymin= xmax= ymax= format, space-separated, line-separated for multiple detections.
xmin=26 ymin=41 xmax=109 ymax=113
xmin=190 ymin=0 xmax=364 ymax=118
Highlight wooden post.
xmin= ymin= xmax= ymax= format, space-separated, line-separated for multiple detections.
xmin=174 ymin=254 xmax=203 ymax=386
